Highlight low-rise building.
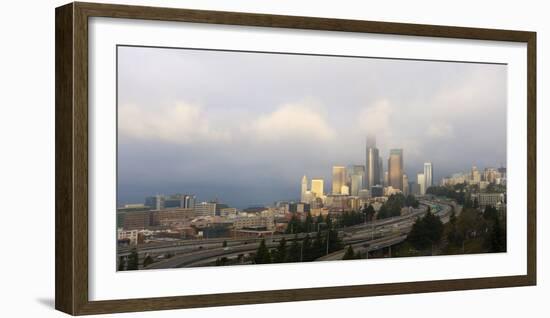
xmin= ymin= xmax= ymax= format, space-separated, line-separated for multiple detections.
xmin=117 ymin=228 xmax=139 ymax=245
xmin=233 ymin=215 xmax=275 ymax=231
xmin=194 ymin=202 xmax=217 ymax=216
xmin=220 ymin=207 xmax=238 ymax=216
xmin=121 ymin=211 xmax=151 ymax=230
xmin=152 ymin=208 xmax=194 ymax=226
xmin=474 ymin=193 xmax=505 ymax=208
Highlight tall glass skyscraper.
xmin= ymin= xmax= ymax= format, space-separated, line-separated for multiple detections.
xmin=423 ymin=162 xmax=433 ymax=191
xmin=388 ymin=149 xmax=404 ymax=190
xmin=366 ymin=135 xmax=380 ymax=189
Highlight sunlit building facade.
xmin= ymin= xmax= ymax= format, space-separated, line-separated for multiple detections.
xmin=311 ymin=178 xmax=324 ymax=197
xmin=388 ymin=149 xmax=404 ymax=190
xmin=332 ymin=166 xmax=347 ymax=195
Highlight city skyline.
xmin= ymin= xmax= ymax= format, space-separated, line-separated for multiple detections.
xmin=125 ymin=155 xmax=505 ymax=210
xmin=118 ymin=46 xmax=507 ymax=208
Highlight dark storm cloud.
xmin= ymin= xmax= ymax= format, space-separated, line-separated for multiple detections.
xmin=117 ymin=46 xmax=506 ymax=208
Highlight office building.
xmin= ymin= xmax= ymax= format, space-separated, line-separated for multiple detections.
xmin=350 ymin=173 xmax=363 ymax=196
xmin=332 ymin=166 xmax=347 ymax=195
xmin=358 ymin=189 xmax=371 ymax=200
xmin=388 ymin=149 xmax=404 ymax=190
xmin=117 ymin=229 xmax=139 ymax=245
xmin=194 ymin=202 xmax=217 ymax=216
xmin=122 ymin=211 xmax=150 ymax=230
xmin=371 ymin=185 xmax=384 ymax=197
xmin=183 ymin=195 xmax=196 ymax=209
xmin=403 ymin=174 xmax=409 ymax=196
xmin=417 ymin=173 xmax=426 ymax=195
xmin=424 ymin=162 xmax=433 ymax=191
xmin=410 ymin=182 xmax=420 ymax=195
xmin=378 ymin=157 xmax=384 ymax=185
xmin=473 ymin=193 xmax=505 ymax=208
xmin=471 ymin=166 xmax=481 ymax=184
xmin=301 ymin=175 xmax=308 ymax=202
xmin=152 ymin=208 xmax=194 ymax=226
xmin=145 ymin=194 xmax=164 ymax=210
xmin=366 ymin=135 xmax=380 ymax=189
xmin=352 ymin=165 xmax=366 ymax=189
xmin=311 ymin=178 xmax=324 ymax=197
xmin=341 ymin=185 xmax=350 ymax=196
xmin=220 ymin=207 xmax=238 ymax=216
xmin=484 ymin=168 xmax=500 ymax=183
xmin=289 ymin=202 xmax=311 ymax=213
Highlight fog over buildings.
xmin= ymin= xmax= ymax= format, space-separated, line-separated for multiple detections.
xmin=117 ymin=46 xmax=507 ymax=208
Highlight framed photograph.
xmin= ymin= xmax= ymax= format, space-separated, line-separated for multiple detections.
xmin=55 ymin=2 xmax=536 ymax=315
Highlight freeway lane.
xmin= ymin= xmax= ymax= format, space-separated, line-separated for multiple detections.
xmin=132 ymin=199 xmax=457 ymax=268
xmin=316 ymin=199 xmax=458 ymax=261
xmin=317 ymin=235 xmax=408 ymax=261
xmin=119 ymin=205 xmax=428 ymax=257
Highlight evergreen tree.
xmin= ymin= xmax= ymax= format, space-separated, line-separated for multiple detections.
xmin=316 ymin=214 xmax=324 ymax=226
xmin=327 ymin=228 xmax=343 ymax=253
xmin=288 ymin=235 xmax=301 ymax=262
xmin=483 ymin=205 xmax=498 ymax=221
xmin=302 ymin=234 xmax=312 ymax=261
xmin=215 ymin=256 xmax=229 ymax=266
xmin=464 ymin=197 xmax=473 ymax=209
xmin=127 ymin=248 xmax=139 ymax=270
xmin=377 ymin=204 xmax=389 ymax=219
xmin=143 ymin=255 xmax=154 ymax=268
xmin=363 ymin=204 xmax=376 ymax=222
xmin=487 ymin=214 xmax=506 ymax=252
xmin=273 ymin=238 xmax=288 ymax=263
xmin=407 ymin=209 xmax=444 ymax=252
xmin=117 ymin=256 xmax=125 ymax=271
xmin=325 ymin=214 xmax=333 ymax=229
xmin=405 ymin=194 xmax=420 ymax=208
xmin=285 ymin=214 xmax=302 ymax=234
xmin=342 ymin=245 xmax=357 ymax=260
xmin=312 ymin=230 xmax=324 ymax=259
xmin=304 ymin=212 xmax=314 ymax=233
xmin=447 ymin=210 xmax=463 ymax=246
xmin=254 ymin=239 xmax=272 ymax=264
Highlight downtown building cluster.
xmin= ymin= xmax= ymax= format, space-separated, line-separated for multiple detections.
xmin=299 ymin=135 xmax=434 ymax=213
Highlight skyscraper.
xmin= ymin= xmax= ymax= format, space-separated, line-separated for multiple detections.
xmin=403 ymin=174 xmax=409 ymax=196
xmin=378 ymin=157 xmax=384 ymax=186
xmin=145 ymin=194 xmax=165 ymax=210
xmin=417 ymin=173 xmax=426 ymax=195
xmin=183 ymin=195 xmax=196 ymax=209
xmin=352 ymin=165 xmax=365 ymax=174
xmin=332 ymin=166 xmax=347 ymax=195
xmin=301 ymin=175 xmax=308 ymax=202
xmin=350 ymin=174 xmax=363 ymax=196
xmin=365 ymin=135 xmax=380 ymax=189
xmin=471 ymin=166 xmax=481 ymax=183
xmin=423 ymin=162 xmax=433 ymax=191
xmin=350 ymin=165 xmax=365 ymax=196
xmin=388 ymin=149 xmax=404 ymax=190
xmin=311 ymin=178 xmax=324 ymax=197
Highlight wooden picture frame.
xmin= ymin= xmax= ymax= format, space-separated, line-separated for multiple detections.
xmin=55 ymin=2 xmax=536 ymax=315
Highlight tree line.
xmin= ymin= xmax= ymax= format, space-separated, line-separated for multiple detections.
xmin=377 ymin=193 xmax=419 ymax=220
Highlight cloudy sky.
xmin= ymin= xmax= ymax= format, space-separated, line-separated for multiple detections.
xmin=117 ymin=46 xmax=507 ymax=208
